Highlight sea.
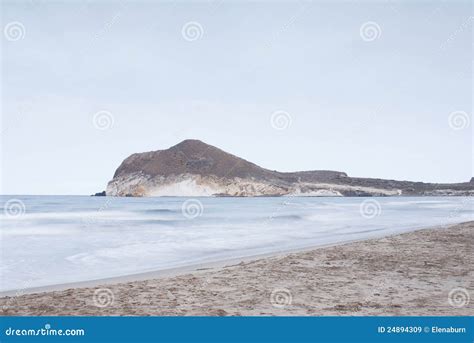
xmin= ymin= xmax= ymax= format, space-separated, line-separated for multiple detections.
xmin=0 ymin=195 xmax=472 ymax=292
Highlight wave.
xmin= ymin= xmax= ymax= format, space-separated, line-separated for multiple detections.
xmin=1 ymin=195 xmax=473 ymax=291
xmin=139 ymin=208 xmax=177 ymax=214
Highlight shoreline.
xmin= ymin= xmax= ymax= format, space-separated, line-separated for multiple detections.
xmin=0 ymin=221 xmax=464 ymax=297
xmin=1 ymin=221 xmax=472 ymax=316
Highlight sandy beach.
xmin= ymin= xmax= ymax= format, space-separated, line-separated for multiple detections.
xmin=1 ymin=221 xmax=472 ymax=316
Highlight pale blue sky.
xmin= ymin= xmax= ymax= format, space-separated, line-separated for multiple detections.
xmin=1 ymin=0 xmax=472 ymax=195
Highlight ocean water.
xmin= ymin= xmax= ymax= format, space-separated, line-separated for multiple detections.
xmin=0 ymin=195 xmax=472 ymax=292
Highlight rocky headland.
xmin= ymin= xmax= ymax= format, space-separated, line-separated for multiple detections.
xmin=104 ymin=140 xmax=474 ymax=197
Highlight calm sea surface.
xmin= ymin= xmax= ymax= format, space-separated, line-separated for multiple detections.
xmin=0 ymin=195 xmax=472 ymax=291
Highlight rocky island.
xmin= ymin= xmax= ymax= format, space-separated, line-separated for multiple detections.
xmin=104 ymin=140 xmax=474 ymax=197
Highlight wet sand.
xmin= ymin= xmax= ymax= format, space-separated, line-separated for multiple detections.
xmin=1 ymin=221 xmax=472 ymax=316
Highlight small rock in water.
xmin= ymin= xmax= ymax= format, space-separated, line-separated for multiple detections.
xmin=91 ymin=191 xmax=106 ymax=196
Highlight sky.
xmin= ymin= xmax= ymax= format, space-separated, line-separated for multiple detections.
xmin=1 ymin=0 xmax=472 ymax=195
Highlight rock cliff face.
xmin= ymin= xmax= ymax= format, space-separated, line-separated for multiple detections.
xmin=105 ymin=140 xmax=474 ymax=197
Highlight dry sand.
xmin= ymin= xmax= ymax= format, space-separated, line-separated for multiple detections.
xmin=1 ymin=221 xmax=473 ymax=316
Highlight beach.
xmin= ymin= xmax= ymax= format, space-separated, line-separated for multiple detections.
xmin=1 ymin=221 xmax=472 ymax=316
